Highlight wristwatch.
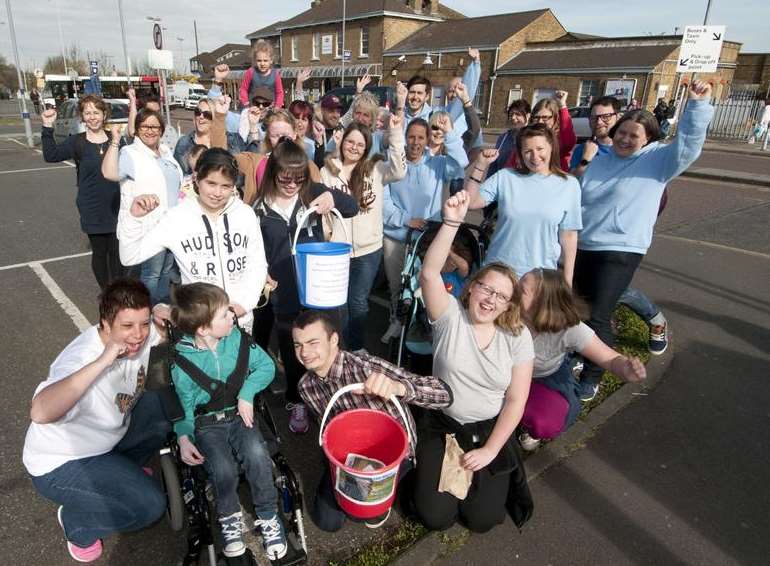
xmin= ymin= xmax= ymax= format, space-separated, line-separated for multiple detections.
xmin=579 ymin=158 xmax=592 ymax=166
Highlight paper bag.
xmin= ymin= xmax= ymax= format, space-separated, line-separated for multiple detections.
xmin=438 ymin=434 xmax=473 ymax=500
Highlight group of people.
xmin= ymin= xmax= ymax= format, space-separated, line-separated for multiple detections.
xmin=25 ymin=37 xmax=715 ymax=564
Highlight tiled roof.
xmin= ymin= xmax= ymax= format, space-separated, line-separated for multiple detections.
xmin=246 ymin=21 xmax=284 ymax=39
xmin=383 ymin=9 xmax=549 ymax=53
xmin=497 ymin=41 xmax=679 ymax=74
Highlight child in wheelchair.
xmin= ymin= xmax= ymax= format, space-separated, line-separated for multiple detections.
xmin=170 ymin=282 xmax=288 ymax=561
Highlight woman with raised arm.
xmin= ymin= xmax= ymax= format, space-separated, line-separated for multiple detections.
xmin=572 ymin=81 xmax=714 ymax=402
xmin=41 ymin=95 xmax=124 ymax=289
xmin=464 ymin=124 xmax=581 ymax=285
xmin=413 ymin=190 xmax=534 ymax=533
xmin=320 ymin=111 xmax=407 ymax=349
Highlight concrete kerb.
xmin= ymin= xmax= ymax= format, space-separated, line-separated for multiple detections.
xmin=680 ymin=168 xmax=770 ymax=188
xmin=391 ymin=347 xmax=675 ymax=566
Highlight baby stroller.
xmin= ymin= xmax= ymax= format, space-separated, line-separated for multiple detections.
xmin=146 ymin=323 xmax=308 ymax=566
xmin=389 ymin=220 xmax=488 ymax=371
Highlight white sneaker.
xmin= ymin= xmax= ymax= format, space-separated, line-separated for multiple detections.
xmin=518 ymin=431 xmax=541 ymax=452
xmin=380 ymin=320 xmax=403 ymax=343
xmin=255 ymin=513 xmax=288 ymax=560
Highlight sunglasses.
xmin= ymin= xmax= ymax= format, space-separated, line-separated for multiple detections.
xmin=430 ymin=125 xmax=442 ymax=131
xmin=252 ymin=100 xmax=271 ymax=109
xmin=277 ymin=171 xmax=307 ymax=186
xmin=193 ymin=108 xmax=213 ymax=120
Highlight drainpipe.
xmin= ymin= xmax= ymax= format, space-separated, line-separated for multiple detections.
xmin=640 ymin=71 xmax=651 ymax=110
xmin=485 ymin=46 xmax=500 ymax=126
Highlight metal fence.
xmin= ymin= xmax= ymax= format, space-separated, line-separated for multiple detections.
xmin=707 ymin=85 xmax=766 ymax=141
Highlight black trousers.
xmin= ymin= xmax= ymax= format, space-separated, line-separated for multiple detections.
xmin=87 ymin=233 xmax=124 ymax=290
xmin=413 ymin=430 xmax=509 ymax=533
xmin=573 ymin=249 xmax=644 ymax=385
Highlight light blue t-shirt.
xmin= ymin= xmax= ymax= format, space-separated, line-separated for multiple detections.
xmin=119 ymin=149 xmax=181 ymax=208
xmin=569 ymin=141 xmax=612 ymax=170
xmin=479 ymin=170 xmax=582 ymax=277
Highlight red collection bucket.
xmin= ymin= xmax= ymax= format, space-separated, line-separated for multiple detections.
xmin=319 ymin=383 xmax=411 ymax=519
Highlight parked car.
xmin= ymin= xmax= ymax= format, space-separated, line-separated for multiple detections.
xmin=568 ymin=107 xmax=593 ymax=140
xmin=322 ymin=86 xmax=396 ymax=114
xmin=185 ymin=93 xmax=203 ymax=110
xmin=52 ymin=98 xmax=130 ymax=145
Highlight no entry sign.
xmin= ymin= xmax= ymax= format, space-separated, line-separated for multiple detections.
xmin=676 ymin=25 xmax=725 ymax=73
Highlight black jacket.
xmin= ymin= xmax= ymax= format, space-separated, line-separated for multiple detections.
xmin=253 ymin=182 xmax=358 ymax=315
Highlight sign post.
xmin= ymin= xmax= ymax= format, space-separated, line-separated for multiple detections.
xmin=676 ymin=25 xmax=725 ymax=74
xmin=88 ymin=60 xmax=102 ymax=96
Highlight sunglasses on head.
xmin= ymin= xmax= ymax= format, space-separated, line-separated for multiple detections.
xmin=277 ymin=171 xmax=307 ymax=186
xmin=194 ymin=108 xmax=213 ymax=120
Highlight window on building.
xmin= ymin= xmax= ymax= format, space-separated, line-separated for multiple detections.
xmin=312 ymin=33 xmax=321 ymax=60
xmin=291 ymin=36 xmax=298 ymax=61
xmin=335 ymin=33 xmax=341 ymax=58
xmin=360 ymin=26 xmax=369 ymax=57
xmin=578 ymin=80 xmax=600 ymax=106
xmin=472 ymin=81 xmax=486 ymax=113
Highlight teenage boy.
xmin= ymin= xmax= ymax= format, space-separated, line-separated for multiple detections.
xmin=291 ymin=310 xmax=453 ymax=532
xmin=23 ymin=279 xmax=171 ymax=563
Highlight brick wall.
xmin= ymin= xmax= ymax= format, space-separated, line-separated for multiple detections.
xmin=382 ymin=17 xmax=431 ymax=51
xmin=497 ymin=11 xmax=566 ymax=65
xmin=281 ymin=18 xmax=385 ymax=68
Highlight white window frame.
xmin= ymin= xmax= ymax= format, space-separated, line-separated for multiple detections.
xmin=578 ymin=80 xmax=600 ymax=107
xmin=335 ymin=32 xmax=341 ymax=59
xmin=312 ymin=33 xmax=321 ymax=60
xmin=359 ymin=26 xmax=369 ymax=58
xmin=291 ymin=36 xmax=298 ymax=62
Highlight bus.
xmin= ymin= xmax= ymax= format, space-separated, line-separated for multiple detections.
xmin=41 ymin=75 xmax=161 ymax=108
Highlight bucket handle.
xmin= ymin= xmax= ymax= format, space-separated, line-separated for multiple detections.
xmin=291 ymin=206 xmax=351 ymax=256
xmin=318 ymin=383 xmax=412 ymax=449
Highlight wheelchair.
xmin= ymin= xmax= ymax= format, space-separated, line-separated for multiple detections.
xmin=147 ymin=324 xmax=308 ymax=566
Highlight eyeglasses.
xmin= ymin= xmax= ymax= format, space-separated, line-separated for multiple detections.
xmin=277 ymin=171 xmax=307 ymax=186
xmin=531 ymin=114 xmax=554 ymax=123
xmin=193 ymin=108 xmax=213 ymax=120
xmin=590 ymin=112 xmax=617 ymax=123
xmin=138 ymin=124 xmax=162 ymax=132
xmin=252 ymin=100 xmax=271 ymax=109
xmin=474 ymin=281 xmax=511 ymax=304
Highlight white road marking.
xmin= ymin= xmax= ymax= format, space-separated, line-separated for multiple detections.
xmin=657 ymin=233 xmax=770 ymax=260
xmin=6 ymin=137 xmax=75 ymax=167
xmin=0 ymin=251 xmax=91 ymax=272
xmin=0 ymin=165 xmax=73 ymax=175
xmin=29 ymin=262 xmax=90 ymax=331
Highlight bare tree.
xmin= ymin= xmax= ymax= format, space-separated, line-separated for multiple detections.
xmin=0 ymin=54 xmax=19 ymax=93
xmin=43 ymin=44 xmax=88 ymax=75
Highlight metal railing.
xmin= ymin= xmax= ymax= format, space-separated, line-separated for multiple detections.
xmin=707 ymin=85 xmax=766 ymax=141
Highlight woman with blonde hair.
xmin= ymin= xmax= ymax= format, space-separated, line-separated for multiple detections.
xmin=413 ymin=190 xmax=534 ymax=533
xmin=516 ymin=268 xmax=646 ymax=451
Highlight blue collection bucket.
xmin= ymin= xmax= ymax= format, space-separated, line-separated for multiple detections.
xmin=292 ymin=207 xmax=352 ymax=309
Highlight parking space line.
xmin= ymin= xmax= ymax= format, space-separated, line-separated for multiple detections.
xmin=29 ymin=262 xmax=90 ymax=331
xmin=657 ymin=233 xmax=770 ymax=260
xmin=0 ymin=251 xmax=91 ymax=272
xmin=0 ymin=165 xmax=74 ymax=175
xmin=6 ymin=137 xmax=75 ymax=167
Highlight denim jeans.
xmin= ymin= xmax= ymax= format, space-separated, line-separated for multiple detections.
xmin=574 ymin=249 xmax=644 ymax=386
xmin=140 ymin=249 xmax=176 ymax=305
xmin=31 ymin=391 xmax=171 ymax=547
xmin=196 ymin=415 xmax=277 ymax=519
xmin=345 ymin=248 xmax=383 ymax=350
xmin=618 ymin=287 xmax=662 ymax=324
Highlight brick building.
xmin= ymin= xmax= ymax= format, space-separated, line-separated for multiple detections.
xmin=380 ymin=9 xmax=566 ymax=122
xmin=491 ymin=35 xmax=741 ymax=128
xmin=244 ymin=0 xmax=464 ymax=101
xmin=190 ymin=44 xmax=251 ymax=78
xmin=734 ymin=53 xmax=770 ymax=97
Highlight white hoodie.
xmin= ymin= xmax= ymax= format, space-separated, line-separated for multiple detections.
xmin=118 ymin=195 xmax=267 ymax=328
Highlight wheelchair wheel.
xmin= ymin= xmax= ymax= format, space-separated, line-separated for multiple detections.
xmin=160 ymin=452 xmax=186 ymax=532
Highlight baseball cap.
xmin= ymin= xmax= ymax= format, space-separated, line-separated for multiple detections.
xmin=251 ymin=87 xmax=274 ymax=104
xmin=321 ymin=94 xmax=343 ymax=111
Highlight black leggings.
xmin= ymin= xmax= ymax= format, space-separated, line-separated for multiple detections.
xmin=413 ymin=430 xmax=509 ymax=533
xmin=574 ymin=249 xmax=644 ymax=385
xmin=87 ymin=233 xmax=124 ymax=290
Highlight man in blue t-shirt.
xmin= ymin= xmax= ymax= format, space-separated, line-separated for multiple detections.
xmin=569 ymin=96 xmax=620 ymax=177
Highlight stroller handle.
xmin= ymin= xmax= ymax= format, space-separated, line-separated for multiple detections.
xmin=318 ymin=383 xmax=412 ymax=448
xmin=291 ymin=206 xmax=350 ymax=256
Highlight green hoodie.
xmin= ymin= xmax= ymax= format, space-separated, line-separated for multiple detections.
xmin=171 ymin=327 xmax=275 ymax=441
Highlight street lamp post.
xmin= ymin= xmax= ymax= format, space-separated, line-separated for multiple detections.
xmin=4 ymin=0 xmax=33 ymax=147
xmin=176 ymin=37 xmax=185 ymax=75
xmin=118 ymin=0 xmax=132 ymax=84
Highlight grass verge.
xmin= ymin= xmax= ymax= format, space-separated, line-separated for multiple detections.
xmin=328 ymin=520 xmax=428 ymax=566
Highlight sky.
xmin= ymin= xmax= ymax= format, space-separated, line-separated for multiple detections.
xmin=0 ymin=0 xmax=767 ymax=72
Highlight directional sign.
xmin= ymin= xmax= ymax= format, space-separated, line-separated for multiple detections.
xmin=343 ymin=49 xmax=352 ymax=61
xmin=153 ymin=23 xmax=163 ymax=50
xmin=676 ymin=25 xmax=725 ymax=73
